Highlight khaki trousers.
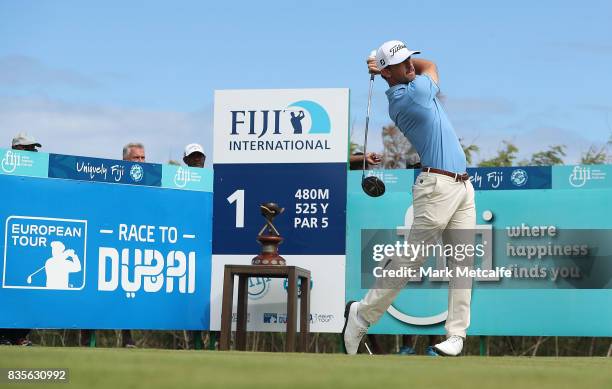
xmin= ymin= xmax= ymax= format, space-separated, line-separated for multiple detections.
xmin=359 ymin=171 xmax=476 ymax=338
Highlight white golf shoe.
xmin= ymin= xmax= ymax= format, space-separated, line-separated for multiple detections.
xmin=433 ymin=335 xmax=464 ymax=356
xmin=342 ymin=301 xmax=368 ymax=355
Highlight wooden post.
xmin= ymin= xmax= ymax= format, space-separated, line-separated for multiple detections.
xmin=89 ymin=331 xmax=96 ymax=348
xmin=299 ymin=274 xmax=310 ymax=352
xmin=219 ymin=267 xmax=234 ymax=351
xmin=235 ymin=275 xmax=249 ymax=350
xmin=193 ymin=331 xmax=202 ymax=350
xmin=479 ymin=336 xmax=487 ymax=356
xmin=285 ymin=267 xmax=297 ymax=352
xmin=208 ymin=331 xmax=217 ymax=350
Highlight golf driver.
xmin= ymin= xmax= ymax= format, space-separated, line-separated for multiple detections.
xmin=361 ymin=50 xmax=386 ymax=197
xmin=26 ymin=265 xmax=45 ymax=284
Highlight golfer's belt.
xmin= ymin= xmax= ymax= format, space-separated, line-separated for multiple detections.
xmin=422 ymin=167 xmax=470 ymax=182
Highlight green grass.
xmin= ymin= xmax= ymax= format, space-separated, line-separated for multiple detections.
xmin=0 ymin=347 xmax=610 ymax=389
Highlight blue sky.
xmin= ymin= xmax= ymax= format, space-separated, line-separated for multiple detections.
xmin=1 ymin=0 xmax=611 ymax=164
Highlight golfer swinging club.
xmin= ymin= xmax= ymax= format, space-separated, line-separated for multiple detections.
xmin=343 ymin=40 xmax=476 ymax=356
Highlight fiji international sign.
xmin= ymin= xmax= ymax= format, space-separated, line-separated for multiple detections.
xmin=213 ymin=89 xmax=348 ymax=164
xmin=211 ymin=88 xmax=348 ymax=332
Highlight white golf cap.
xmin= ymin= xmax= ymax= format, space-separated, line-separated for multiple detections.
xmin=375 ymin=40 xmax=421 ymax=70
xmin=184 ymin=143 xmax=204 ymax=157
xmin=11 ymin=132 xmax=42 ymax=147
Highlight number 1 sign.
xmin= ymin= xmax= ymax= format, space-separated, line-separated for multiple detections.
xmin=210 ymin=88 xmax=349 ymax=333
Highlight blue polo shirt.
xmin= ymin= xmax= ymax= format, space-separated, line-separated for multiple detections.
xmin=386 ymin=75 xmax=466 ymax=173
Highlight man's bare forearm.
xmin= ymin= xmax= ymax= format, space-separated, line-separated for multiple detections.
xmin=412 ymin=58 xmax=436 ymax=74
xmin=412 ymin=58 xmax=439 ymax=84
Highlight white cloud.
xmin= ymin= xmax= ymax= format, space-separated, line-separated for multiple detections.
xmin=0 ymin=56 xmax=98 ymax=88
xmin=0 ymin=96 xmax=213 ymax=164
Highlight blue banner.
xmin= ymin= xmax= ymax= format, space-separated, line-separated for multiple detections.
xmin=0 ymin=174 xmax=213 ymax=330
xmin=213 ymin=162 xmax=346 ymax=255
xmin=466 ymin=166 xmax=551 ymax=190
xmin=48 ymin=154 xmax=162 ymax=187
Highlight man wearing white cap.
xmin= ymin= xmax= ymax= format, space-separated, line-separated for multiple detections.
xmin=183 ymin=143 xmax=206 ymax=168
xmin=11 ymin=132 xmax=42 ymax=152
xmin=342 ymin=40 xmax=475 ymax=356
xmin=1 ymin=131 xmax=42 ymax=346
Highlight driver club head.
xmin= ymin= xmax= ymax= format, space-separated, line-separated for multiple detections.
xmin=361 ymin=175 xmax=386 ymax=197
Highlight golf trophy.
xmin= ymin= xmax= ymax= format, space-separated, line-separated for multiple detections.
xmin=252 ymin=202 xmax=286 ymax=266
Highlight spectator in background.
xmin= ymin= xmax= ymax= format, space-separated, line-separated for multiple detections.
xmin=0 ymin=133 xmax=40 ymax=346
xmin=119 ymin=142 xmax=141 ymax=347
xmin=183 ymin=143 xmax=206 ymax=168
xmin=11 ymin=132 xmax=41 ymax=152
xmin=117 ymin=142 xmax=142 ymax=347
xmin=121 ymin=142 xmax=144 ymax=347
xmin=349 ymin=151 xmax=381 ymax=171
xmin=179 ymin=142 xmax=207 ymax=350
xmin=183 ymin=142 xmax=207 ymax=349
xmin=80 ymin=143 xmax=144 ymax=348
xmin=122 ymin=142 xmax=145 ymax=162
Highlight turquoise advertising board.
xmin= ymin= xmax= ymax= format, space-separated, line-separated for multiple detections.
xmin=1 ymin=148 xmax=49 ymax=178
xmin=347 ymin=166 xmax=612 ymax=336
